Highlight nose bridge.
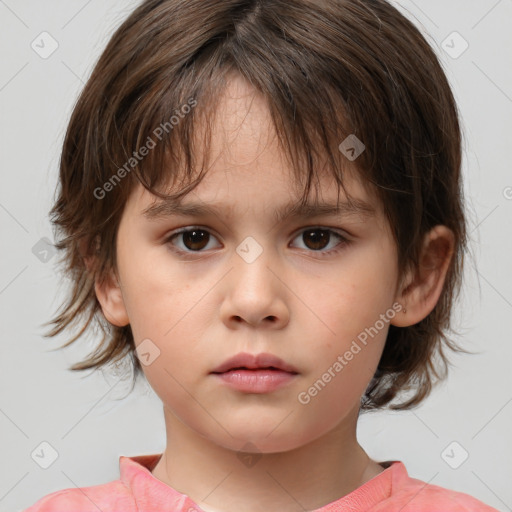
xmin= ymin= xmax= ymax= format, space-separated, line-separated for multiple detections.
xmin=233 ymin=234 xmax=277 ymax=297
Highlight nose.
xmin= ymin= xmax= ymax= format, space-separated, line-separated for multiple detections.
xmin=220 ymin=245 xmax=290 ymax=329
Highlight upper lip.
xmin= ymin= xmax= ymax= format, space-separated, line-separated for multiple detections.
xmin=211 ymin=352 xmax=299 ymax=374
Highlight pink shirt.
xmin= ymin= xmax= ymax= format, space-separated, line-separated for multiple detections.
xmin=23 ymin=453 xmax=498 ymax=511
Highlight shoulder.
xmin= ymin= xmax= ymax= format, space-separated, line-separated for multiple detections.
xmin=22 ymin=480 xmax=135 ymax=512
xmin=376 ymin=486 xmax=498 ymax=511
xmin=370 ymin=465 xmax=499 ymax=512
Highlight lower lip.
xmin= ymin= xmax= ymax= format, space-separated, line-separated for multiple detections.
xmin=212 ymin=369 xmax=298 ymax=393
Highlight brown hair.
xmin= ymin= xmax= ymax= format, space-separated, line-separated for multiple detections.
xmin=45 ymin=0 xmax=470 ymax=410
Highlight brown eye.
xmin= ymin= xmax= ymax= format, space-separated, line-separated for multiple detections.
xmin=181 ymin=229 xmax=210 ymax=251
xmin=302 ymin=229 xmax=331 ymax=251
xmin=291 ymin=228 xmax=349 ymax=255
xmin=166 ymin=228 xmax=220 ymax=254
xmin=166 ymin=226 xmax=349 ymax=257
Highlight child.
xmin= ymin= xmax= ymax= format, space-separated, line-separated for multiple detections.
xmin=24 ymin=0 xmax=499 ymax=510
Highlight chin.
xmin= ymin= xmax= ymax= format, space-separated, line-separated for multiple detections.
xmin=199 ymin=417 xmax=322 ymax=455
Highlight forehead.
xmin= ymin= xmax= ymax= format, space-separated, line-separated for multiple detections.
xmin=128 ymin=73 xmax=384 ymax=220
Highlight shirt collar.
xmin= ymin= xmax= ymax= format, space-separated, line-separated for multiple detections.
xmin=120 ymin=453 xmax=199 ymax=511
xmin=120 ymin=453 xmax=408 ymax=511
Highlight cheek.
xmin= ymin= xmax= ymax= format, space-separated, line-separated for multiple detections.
xmin=289 ymin=252 xmax=396 ymax=388
xmin=116 ymin=242 xmax=190 ymax=332
xmin=118 ymin=252 xmax=214 ymax=373
xmin=300 ymin=266 xmax=395 ymax=343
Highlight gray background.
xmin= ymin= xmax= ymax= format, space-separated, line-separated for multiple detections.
xmin=1 ymin=0 xmax=511 ymax=510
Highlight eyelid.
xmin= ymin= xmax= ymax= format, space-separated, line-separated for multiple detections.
xmin=290 ymin=224 xmax=352 ymax=240
xmin=165 ymin=225 xmax=222 ymax=252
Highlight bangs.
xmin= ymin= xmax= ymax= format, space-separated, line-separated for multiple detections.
xmin=112 ymin=66 xmax=363 ymax=215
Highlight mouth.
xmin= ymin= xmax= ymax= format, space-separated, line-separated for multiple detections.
xmin=215 ymin=366 xmax=295 ymax=373
xmin=210 ymin=353 xmax=299 ymax=393
xmin=210 ymin=352 xmax=299 ymax=375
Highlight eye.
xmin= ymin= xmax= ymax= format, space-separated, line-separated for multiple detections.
xmin=166 ymin=227 xmax=220 ymax=253
xmin=165 ymin=226 xmax=350 ymax=256
xmin=290 ymin=227 xmax=349 ymax=255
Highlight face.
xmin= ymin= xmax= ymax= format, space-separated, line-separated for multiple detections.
xmin=111 ymin=75 xmax=403 ymax=454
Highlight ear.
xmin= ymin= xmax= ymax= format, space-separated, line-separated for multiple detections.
xmin=79 ymin=236 xmax=129 ymax=327
xmin=391 ymin=225 xmax=455 ymax=327
xmin=94 ymin=269 xmax=130 ymax=327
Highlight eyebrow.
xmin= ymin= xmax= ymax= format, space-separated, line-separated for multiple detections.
xmin=141 ymin=197 xmax=376 ymax=223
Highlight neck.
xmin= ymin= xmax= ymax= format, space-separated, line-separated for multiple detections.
xmin=151 ymin=406 xmax=383 ymax=512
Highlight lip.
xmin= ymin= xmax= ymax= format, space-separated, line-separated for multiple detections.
xmin=210 ymin=352 xmax=299 ymax=374
xmin=210 ymin=352 xmax=299 ymax=393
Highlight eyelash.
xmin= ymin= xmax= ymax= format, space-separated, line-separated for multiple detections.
xmin=164 ymin=226 xmax=351 ymax=258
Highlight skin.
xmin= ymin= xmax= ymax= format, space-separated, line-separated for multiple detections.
xmin=95 ymin=74 xmax=455 ymax=512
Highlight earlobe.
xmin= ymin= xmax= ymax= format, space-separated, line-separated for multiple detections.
xmin=94 ymin=270 xmax=130 ymax=327
xmin=391 ymin=225 xmax=455 ymax=327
